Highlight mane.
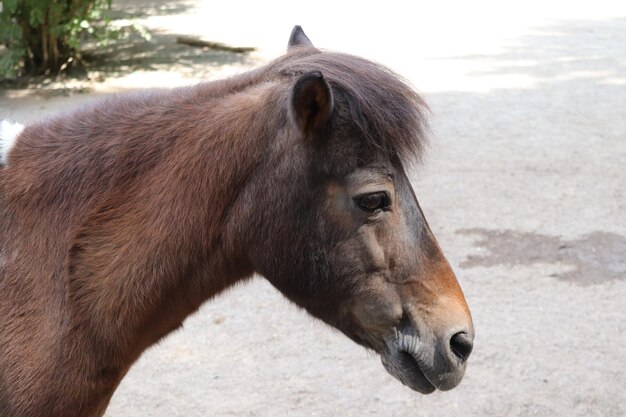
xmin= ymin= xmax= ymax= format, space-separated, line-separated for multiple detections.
xmin=266 ymin=48 xmax=430 ymax=164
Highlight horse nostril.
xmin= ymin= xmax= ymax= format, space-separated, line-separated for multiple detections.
xmin=449 ymin=331 xmax=473 ymax=363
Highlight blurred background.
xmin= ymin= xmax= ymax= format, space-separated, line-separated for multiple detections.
xmin=1 ymin=1 xmax=625 ymax=416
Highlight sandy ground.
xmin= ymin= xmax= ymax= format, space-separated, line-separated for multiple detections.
xmin=1 ymin=1 xmax=625 ymax=416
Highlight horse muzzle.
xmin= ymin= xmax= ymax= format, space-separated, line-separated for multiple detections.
xmin=380 ymin=306 xmax=474 ymax=393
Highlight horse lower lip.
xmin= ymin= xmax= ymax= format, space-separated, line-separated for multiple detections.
xmin=398 ymin=350 xmax=436 ymax=392
xmin=381 ymin=347 xmax=436 ymax=394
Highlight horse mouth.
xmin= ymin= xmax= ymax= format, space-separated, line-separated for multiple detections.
xmin=381 ymin=345 xmax=436 ymax=394
xmin=379 ymin=322 xmax=433 ymax=393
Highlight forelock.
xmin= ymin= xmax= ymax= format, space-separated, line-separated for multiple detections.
xmin=272 ymin=50 xmax=429 ymax=165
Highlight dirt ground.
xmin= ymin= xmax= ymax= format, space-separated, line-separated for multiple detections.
xmin=1 ymin=1 xmax=625 ymax=416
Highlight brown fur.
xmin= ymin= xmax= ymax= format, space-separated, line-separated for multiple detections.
xmin=0 ymin=29 xmax=472 ymax=416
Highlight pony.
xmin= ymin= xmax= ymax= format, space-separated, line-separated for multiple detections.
xmin=0 ymin=26 xmax=473 ymax=417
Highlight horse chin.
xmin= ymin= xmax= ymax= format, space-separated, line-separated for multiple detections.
xmin=380 ymin=329 xmax=436 ymax=394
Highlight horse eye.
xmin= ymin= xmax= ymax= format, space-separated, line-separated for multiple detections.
xmin=354 ymin=192 xmax=391 ymax=213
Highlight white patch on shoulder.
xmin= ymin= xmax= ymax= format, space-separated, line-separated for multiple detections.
xmin=0 ymin=120 xmax=25 ymax=166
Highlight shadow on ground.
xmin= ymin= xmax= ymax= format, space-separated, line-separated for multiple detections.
xmin=0 ymin=0 xmax=257 ymax=98
xmin=82 ymin=30 xmax=257 ymax=80
xmin=86 ymin=0 xmax=258 ymax=79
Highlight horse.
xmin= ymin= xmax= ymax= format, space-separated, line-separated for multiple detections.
xmin=0 ymin=26 xmax=474 ymax=417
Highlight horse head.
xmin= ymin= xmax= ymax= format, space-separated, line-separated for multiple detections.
xmin=237 ymin=26 xmax=474 ymax=393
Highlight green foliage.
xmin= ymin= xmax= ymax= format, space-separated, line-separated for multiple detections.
xmin=0 ymin=0 xmax=148 ymax=78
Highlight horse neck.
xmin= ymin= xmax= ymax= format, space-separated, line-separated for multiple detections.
xmin=6 ymin=79 xmax=286 ymax=367
xmin=97 ymin=83 xmax=289 ymax=353
xmin=118 ymin=84 xmax=288 ymax=343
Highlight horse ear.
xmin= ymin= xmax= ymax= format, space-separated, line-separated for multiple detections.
xmin=288 ymin=25 xmax=314 ymax=50
xmin=290 ymin=71 xmax=333 ymax=136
